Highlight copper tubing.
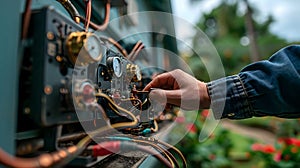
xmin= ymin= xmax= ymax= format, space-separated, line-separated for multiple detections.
xmin=80 ymin=1 xmax=111 ymax=31
xmin=0 ymin=146 xmax=80 ymax=168
xmin=128 ymin=41 xmax=142 ymax=59
xmin=130 ymin=43 xmax=145 ymax=61
xmin=57 ymin=0 xmax=81 ymax=23
xmin=0 ymin=148 xmax=38 ymax=168
xmin=22 ymin=0 xmax=32 ymax=39
xmin=84 ymin=0 xmax=92 ymax=32
xmin=100 ymin=37 xmax=128 ymax=57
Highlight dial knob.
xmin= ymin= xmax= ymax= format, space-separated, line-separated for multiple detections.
xmin=66 ymin=32 xmax=104 ymax=66
xmin=126 ymin=64 xmax=142 ymax=82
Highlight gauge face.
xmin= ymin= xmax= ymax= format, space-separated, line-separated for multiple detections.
xmin=112 ymin=57 xmax=122 ymax=78
xmin=84 ymin=34 xmax=103 ymax=61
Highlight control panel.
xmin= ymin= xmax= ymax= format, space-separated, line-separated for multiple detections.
xmin=18 ymin=6 xmax=159 ymax=135
xmin=1 ymin=1 xmax=186 ymax=167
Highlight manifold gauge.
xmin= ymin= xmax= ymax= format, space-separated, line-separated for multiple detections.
xmin=107 ymin=57 xmax=123 ymax=78
xmin=66 ymin=32 xmax=105 ymax=66
xmin=84 ymin=34 xmax=103 ymax=62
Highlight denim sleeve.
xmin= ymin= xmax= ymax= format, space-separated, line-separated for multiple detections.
xmin=207 ymin=45 xmax=300 ymax=119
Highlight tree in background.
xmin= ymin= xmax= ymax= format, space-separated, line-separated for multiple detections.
xmin=187 ymin=0 xmax=288 ymax=81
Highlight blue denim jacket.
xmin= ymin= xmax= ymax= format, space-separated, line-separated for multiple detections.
xmin=207 ymin=45 xmax=300 ymax=119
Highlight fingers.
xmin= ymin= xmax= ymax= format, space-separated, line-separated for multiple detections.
xmin=149 ymin=89 xmax=202 ymax=110
xmin=149 ymin=89 xmax=182 ymax=107
xmin=143 ymin=72 xmax=176 ymax=91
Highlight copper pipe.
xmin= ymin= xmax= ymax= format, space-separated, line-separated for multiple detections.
xmin=0 ymin=146 xmax=79 ymax=168
xmin=128 ymin=41 xmax=142 ymax=59
xmin=84 ymin=0 xmax=92 ymax=32
xmin=22 ymin=0 xmax=32 ymax=39
xmin=100 ymin=37 xmax=128 ymax=57
xmin=130 ymin=43 xmax=145 ymax=61
xmin=80 ymin=1 xmax=111 ymax=31
xmin=56 ymin=0 xmax=81 ymax=23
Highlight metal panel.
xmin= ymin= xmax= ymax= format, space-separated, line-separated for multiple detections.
xmin=0 ymin=0 xmax=21 ymax=155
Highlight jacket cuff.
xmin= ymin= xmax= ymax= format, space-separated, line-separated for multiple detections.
xmin=206 ymin=75 xmax=254 ymax=119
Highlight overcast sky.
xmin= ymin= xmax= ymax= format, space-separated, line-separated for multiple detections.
xmin=172 ymin=0 xmax=300 ymax=42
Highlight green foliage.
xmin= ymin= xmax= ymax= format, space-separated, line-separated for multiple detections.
xmin=171 ymin=111 xmax=233 ymax=168
xmin=249 ymin=137 xmax=300 ymax=168
xmin=176 ymin=1 xmax=299 ymax=167
xmin=187 ymin=0 xmax=288 ymax=80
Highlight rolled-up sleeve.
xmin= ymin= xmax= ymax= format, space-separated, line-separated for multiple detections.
xmin=207 ymin=45 xmax=300 ymax=119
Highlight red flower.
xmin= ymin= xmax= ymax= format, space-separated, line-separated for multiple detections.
xmin=291 ymin=146 xmax=298 ymax=153
xmin=294 ymin=139 xmax=300 ymax=147
xmin=251 ymin=143 xmax=275 ymax=153
xmin=273 ymin=152 xmax=282 ymax=162
xmin=186 ymin=123 xmax=197 ymax=133
xmin=262 ymin=145 xmax=276 ymax=153
xmin=201 ymin=109 xmax=210 ymax=118
xmin=251 ymin=143 xmax=264 ymax=151
xmin=279 ymin=137 xmax=300 ymax=147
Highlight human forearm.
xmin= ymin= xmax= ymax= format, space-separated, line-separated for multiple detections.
xmin=208 ymin=45 xmax=300 ymax=119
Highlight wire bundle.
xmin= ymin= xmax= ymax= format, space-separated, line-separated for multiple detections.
xmin=14 ymin=1 xmax=187 ymax=167
xmin=0 ymin=93 xmax=186 ymax=168
xmin=95 ymin=135 xmax=188 ymax=168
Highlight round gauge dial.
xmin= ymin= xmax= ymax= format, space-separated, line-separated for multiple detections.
xmin=84 ymin=34 xmax=103 ymax=62
xmin=66 ymin=32 xmax=104 ymax=66
xmin=112 ymin=57 xmax=122 ymax=78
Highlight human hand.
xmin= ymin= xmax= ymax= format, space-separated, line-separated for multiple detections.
xmin=143 ymin=69 xmax=211 ymax=110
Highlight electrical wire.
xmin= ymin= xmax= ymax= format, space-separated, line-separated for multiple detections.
xmin=155 ymin=139 xmax=188 ymax=168
xmin=90 ymin=140 xmax=173 ymax=168
xmin=129 ymin=142 xmax=173 ymax=168
xmin=76 ymin=93 xmax=176 ymax=168
xmin=0 ymin=95 xmax=184 ymax=168
xmin=95 ymin=92 xmax=137 ymax=122
xmin=0 ymin=93 xmax=139 ymax=168
xmin=56 ymin=115 xmax=139 ymax=166
xmin=151 ymin=119 xmax=159 ymax=133
xmin=106 ymin=134 xmax=188 ymax=168
xmin=100 ymin=37 xmax=128 ymax=57
xmin=94 ymin=103 xmax=110 ymax=123
xmin=120 ymin=98 xmax=143 ymax=111
xmin=133 ymin=139 xmax=177 ymax=168
xmin=22 ymin=0 xmax=32 ymax=39
xmin=16 ymin=0 xmax=185 ymax=167
xmin=139 ymin=136 xmax=187 ymax=168
xmin=96 ymin=136 xmax=181 ymax=168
